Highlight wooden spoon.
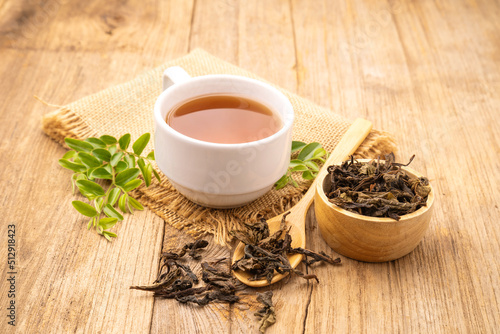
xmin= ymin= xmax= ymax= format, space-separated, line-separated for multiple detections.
xmin=231 ymin=118 xmax=373 ymax=287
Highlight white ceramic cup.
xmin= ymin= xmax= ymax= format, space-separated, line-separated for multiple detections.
xmin=153 ymin=66 xmax=294 ymax=208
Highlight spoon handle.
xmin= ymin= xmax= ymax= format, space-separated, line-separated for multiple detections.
xmin=318 ymin=118 xmax=373 ymax=180
xmin=291 ymin=118 xmax=373 ymax=226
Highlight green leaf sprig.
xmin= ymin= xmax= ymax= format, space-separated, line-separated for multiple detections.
xmin=274 ymin=141 xmax=328 ymax=190
xmin=58 ymin=133 xmax=160 ymax=241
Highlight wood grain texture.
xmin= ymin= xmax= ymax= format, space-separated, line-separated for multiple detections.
xmin=0 ymin=0 xmax=499 ymax=333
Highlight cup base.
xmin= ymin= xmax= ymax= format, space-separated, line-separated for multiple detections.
xmin=170 ymin=181 xmax=272 ymax=209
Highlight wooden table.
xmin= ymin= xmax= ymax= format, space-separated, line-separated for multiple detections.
xmin=1 ymin=0 xmax=499 ymax=332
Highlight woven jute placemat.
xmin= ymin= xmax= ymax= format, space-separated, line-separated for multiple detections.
xmin=42 ymin=49 xmax=396 ymax=245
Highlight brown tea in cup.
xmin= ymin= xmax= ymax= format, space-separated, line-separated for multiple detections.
xmin=166 ymin=94 xmax=282 ymax=144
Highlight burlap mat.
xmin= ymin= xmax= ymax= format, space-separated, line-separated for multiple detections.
xmin=42 ymin=49 xmax=396 ymax=245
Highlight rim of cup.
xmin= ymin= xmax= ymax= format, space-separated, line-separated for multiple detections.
xmin=153 ymin=74 xmax=294 ymax=149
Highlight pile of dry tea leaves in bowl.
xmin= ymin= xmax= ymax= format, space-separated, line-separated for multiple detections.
xmin=325 ymin=153 xmax=431 ymax=220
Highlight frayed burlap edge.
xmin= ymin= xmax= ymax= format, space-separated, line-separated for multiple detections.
xmin=42 ymin=107 xmax=396 ymax=246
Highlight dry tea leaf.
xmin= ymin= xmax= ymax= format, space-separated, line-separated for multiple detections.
xmin=231 ymin=213 xmax=341 ymax=283
xmin=255 ymin=291 xmax=276 ymax=333
xmin=325 ymin=153 xmax=430 ymax=220
xmin=131 ymin=241 xmax=240 ymax=305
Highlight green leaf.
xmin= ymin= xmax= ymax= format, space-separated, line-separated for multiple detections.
xmin=65 ymin=138 xmax=94 ymax=152
xmin=118 ymin=194 xmax=128 ymax=213
xmin=91 ymin=167 xmax=113 ymax=180
xmin=78 ymin=152 xmax=102 ymax=168
xmin=104 ymin=164 xmax=112 ymax=173
xmin=59 ymin=159 xmax=87 ymax=172
xmin=122 ymin=179 xmax=142 ymax=192
xmin=79 ymin=191 xmax=96 ymax=201
xmin=124 ymin=154 xmax=135 ymax=168
xmin=100 ymin=135 xmax=118 ymax=145
xmin=115 ymin=161 xmax=128 ymax=173
xmin=108 ymin=188 xmax=121 ymax=206
xmin=144 ymin=164 xmax=153 ymax=187
xmin=118 ymin=134 xmax=131 ymax=150
xmin=71 ymin=174 xmax=77 ymax=194
xmin=128 ymin=197 xmax=144 ymax=210
xmin=108 ymin=145 xmax=117 ymax=155
xmin=302 ymin=170 xmax=316 ymax=180
xmin=98 ymin=217 xmax=118 ymax=230
xmin=75 ymin=174 xmax=87 ymax=181
xmin=274 ymin=174 xmax=289 ymax=190
xmin=87 ymin=218 xmax=93 ymax=230
xmin=304 ymin=160 xmax=319 ymax=172
xmin=289 ymin=159 xmax=306 ymax=168
xmin=103 ymin=231 xmax=117 ymax=237
xmin=103 ymin=204 xmax=124 ymax=221
xmin=291 ymin=141 xmax=307 ymax=153
xmin=62 ymin=150 xmax=77 ymax=159
xmin=290 ymin=165 xmax=309 ymax=172
xmin=132 ymin=133 xmax=150 ymax=156
xmin=76 ymin=180 xmax=105 ymax=196
xmin=102 ymin=230 xmax=117 ymax=241
xmin=72 ymin=200 xmax=98 ymax=217
xmin=146 ymin=151 xmax=155 ymax=160
xmin=310 ymin=148 xmax=327 ymax=161
xmin=297 ymin=142 xmax=322 ymax=161
xmin=85 ymin=137 xmax=106 ymax=148
xmin=115 ymin=168 xmax=140 ymax=187
xmin=110 ymin=152 xmax=124 ymax=167
xmin=137 ymin=159 xmax=152 ymax=187
xmin=137 ymin=157 xmax=146 ymax=169
xmin=95 ymin=197 xmax=105 ymax=211
xmin=152 ymin=168 xmax=161 ymax=183
xmin=126 ymin=200 xmax=134 ymax=214
xmin=86 ymin=167 xmax=96 ymax=180
xmin=92 ymin=148 xmax=111 ymax=162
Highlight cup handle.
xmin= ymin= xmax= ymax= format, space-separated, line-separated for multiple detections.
xmin=162 ymin=66 xmax=191 ymax=91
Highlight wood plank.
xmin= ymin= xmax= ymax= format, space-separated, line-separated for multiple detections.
xmin=0 ymin=0 xmax=193 ymax=60
xmin=0 ymin=0 xmax=194 ymax=324
xmin=188 ymin=0 xmax=239 ymax=63
xmin=237 ymin=0 xmax=297 ymax=93
xmin=231 ymin=1 xmax=317 ymax=333
xmin=235 ymin=1 xmax=310 ymax=333
xmin=0 ymin=49 xmax=164 ymax=333
xmin=145 ymin=1 xmax=243 ymax=332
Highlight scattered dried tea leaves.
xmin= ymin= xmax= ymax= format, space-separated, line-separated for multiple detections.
xmin=325 ymin=153 xmax=431 ymax=220
xmin=161 ymin=239 xmax=209 ymax=260
xmin=173 ymin=259 xmax=239 ymax=306
xmin=132 ymin=228 xmax=340 ymax=333
xmin=255 ymin=291 xmax=276 ymax=333
xmin=231 ymin=212 xmax=341 ymax=283
xmin=130 ymin=240 xmax=240 ymax=306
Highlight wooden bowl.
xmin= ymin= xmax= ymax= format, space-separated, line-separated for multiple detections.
xmin=314 ymin=160 xmax=434 ymax=262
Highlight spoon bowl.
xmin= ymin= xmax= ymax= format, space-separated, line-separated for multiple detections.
xmin=231 ymin=118 xmax=373 ymax=287
xmin=232 ymin=211 xmax=305 ymax=287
